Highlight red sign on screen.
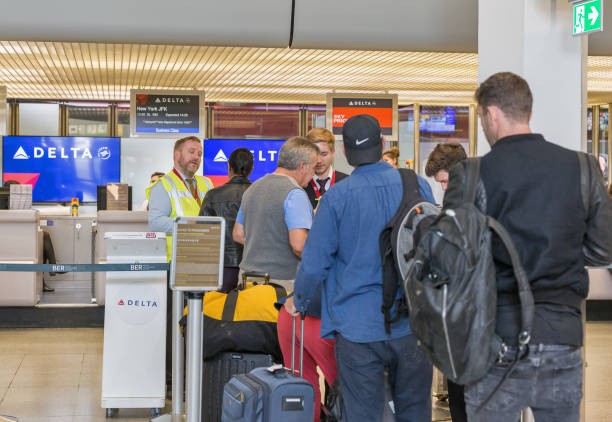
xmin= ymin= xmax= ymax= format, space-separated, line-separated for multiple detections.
xmin=331 ymin=98 xmax=394 ymax=136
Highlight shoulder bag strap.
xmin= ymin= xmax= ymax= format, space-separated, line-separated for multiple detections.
xmin=268 ymin=282 xmax=288 ymax=302
xmin=221 ymin=290 xmax=239 ymax=321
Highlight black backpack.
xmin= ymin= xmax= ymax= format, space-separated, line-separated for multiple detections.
xmin=380 ymin=168 xmax=439 ymax=334
xmin=402 ymin=158 xmax=534 ymax=388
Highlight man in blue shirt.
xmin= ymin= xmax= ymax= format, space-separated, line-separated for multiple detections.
xmin=285 ymin=115 xmax=433 ymax=421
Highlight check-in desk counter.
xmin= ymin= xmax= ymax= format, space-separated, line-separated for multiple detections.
xmin=94 ymin=211 xmax=150 ymax=305
xmin=0 ymin=210 xmax=43 ymax=306
xmin=40 ymin=215 xmax=95 ymax=294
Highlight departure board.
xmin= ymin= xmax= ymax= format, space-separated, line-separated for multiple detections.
xmin=326 ymin=93 xmax=398 ymax=140
xmin=130 ymin=89 xmax=204 ymax=137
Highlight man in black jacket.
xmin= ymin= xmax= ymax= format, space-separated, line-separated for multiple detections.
xmin=304 ymin=128 xmax=348 ymax=209
xmin=444 ymin=72 xmax=612 ymax=422
xmin=199 ymin=148 xmax=253 ymax=291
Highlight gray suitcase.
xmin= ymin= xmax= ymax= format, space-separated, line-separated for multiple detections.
xmin=222 ymin=315 xmax=315 ymax=422
xmin=203 ymin=352 xmax=274 ymax=422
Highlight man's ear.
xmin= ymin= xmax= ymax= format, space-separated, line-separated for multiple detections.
xmin=381 ymin=135 xmax=386 ymax=153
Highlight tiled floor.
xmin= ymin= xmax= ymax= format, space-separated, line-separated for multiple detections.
xmin=0 ymin=324 xmax=610 ymax=421
xmin=0 ymin=328 xmax=169 ymax=421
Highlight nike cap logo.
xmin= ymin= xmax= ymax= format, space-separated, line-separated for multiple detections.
xmin=355 ymin=137 xmax=369 ymax=145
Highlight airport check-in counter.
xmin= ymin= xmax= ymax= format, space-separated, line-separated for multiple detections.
xmin=40 ymin=214 xmax=96 ymax=295
xmin=0 ymin=210 xmax=43 ymax=306
xmin=94 ymin=211 xmax=150 ymax=305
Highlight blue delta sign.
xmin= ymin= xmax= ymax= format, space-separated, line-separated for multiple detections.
xmin=2 ymin=136 xmax=120 ymax=202
xmin=203 ymin=139 xmax=286 ymax=182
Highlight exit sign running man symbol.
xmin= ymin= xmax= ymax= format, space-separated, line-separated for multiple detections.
xmin=573 ymin=0 xmax=603 ymax=36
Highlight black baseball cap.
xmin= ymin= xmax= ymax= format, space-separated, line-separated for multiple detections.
xmin=342 ymin=114 xmax=383 ymax=166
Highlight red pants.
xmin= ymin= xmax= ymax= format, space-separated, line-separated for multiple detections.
xmin=277 ymin=306 xmax=338 ymax=422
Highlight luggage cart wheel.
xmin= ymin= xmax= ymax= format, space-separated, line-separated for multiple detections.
xmin=151 ymin=408 xmax=161 ymax=417
xmin=105 ymin=408 xmax=117 ymax=418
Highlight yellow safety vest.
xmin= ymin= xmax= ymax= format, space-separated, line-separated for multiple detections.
xmin=146 ymin=171 xmax=213 ymax=261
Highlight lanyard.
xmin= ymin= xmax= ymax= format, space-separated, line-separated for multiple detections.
xmin=172 ymin=168 xmax=200 ymax=204
xmin=310 ymin=170 xmax=336 ymax=199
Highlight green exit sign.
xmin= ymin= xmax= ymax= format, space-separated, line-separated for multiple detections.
xmin=573 ymin=0 xmax=603 ymax=35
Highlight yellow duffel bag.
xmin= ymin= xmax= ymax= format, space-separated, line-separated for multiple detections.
xmin=184 ymin=273 xmax=288 ymax=361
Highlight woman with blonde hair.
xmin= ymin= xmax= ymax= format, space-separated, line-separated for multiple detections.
xmin=382 ymin=146 xmax=400 ymax=168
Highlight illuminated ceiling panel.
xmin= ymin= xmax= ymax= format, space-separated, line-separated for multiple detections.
xmin=0 ymin=41 xmax=610 ymax=104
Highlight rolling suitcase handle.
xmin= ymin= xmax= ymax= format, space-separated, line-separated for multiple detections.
xmin=291 ymin=313 xmax=305 ymax=377
xmin=241 ymin=271 xmax=271 ymax=289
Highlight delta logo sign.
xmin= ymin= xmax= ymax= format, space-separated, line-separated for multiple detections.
xmin=2 ymin=136 xmax=120 ymax=202
xmin=117 ymin=298 xmax=159 ymax=308
xmin=203 ymin=139 xmax=285 ymax=186
xmin=114 ymin=285 xmax=162 ymax=326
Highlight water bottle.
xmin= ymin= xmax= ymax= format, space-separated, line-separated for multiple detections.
xmin=71 ymin=198 xmax=79 ymax=216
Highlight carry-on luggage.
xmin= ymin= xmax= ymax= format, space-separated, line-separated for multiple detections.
xmin=203 ymin=352 xmax=274 ymax=422
xmin=221 ymin=315 xmax=315 ymax=422
xmin=180 ymin=272 xmax=286 ymax=362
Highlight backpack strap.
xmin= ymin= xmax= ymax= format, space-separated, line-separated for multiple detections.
xmin=464 ymin=157 xmax=481 ymax=204
xmin=476 ymin=217 xmax=535 ymax=412
xmin=486 ymin=217 xmax=534 ymax=347
xmin=577 ymin=152 xmax=590 ymax=218
xmin=381 ymin=168 xmax=421 ymax=334
xmin=398 ymin=168 xmax=421 ymax=196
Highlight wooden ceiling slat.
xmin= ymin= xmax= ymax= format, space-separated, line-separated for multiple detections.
xmin=0 ymin=42 xmax=609 ymax=104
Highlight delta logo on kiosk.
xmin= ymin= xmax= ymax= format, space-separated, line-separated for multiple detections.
xmin=117 ymin=298 xmax=159 ymax=308
xmin=114 ymin=285 xmax=161 ymax=326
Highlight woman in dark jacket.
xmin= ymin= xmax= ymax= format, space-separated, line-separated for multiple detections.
xmin=199 ymin=148 xmax=253 ymax=291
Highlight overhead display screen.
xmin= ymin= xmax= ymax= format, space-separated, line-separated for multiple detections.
xmin=130 ymin=89 xmax=204 ymax=137
xmin=2 ymin=136 xmax=120 ymax=202
xmin=420 ymin=106 xmax=457 ymax=133
xmin=203 ymin=139 xmax=285 ymax=187
xmin=326 ymin=94 xmax=398 ymax=140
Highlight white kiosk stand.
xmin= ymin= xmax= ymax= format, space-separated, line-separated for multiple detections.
xmin=101 ymin=232 xmax=167 ymax=418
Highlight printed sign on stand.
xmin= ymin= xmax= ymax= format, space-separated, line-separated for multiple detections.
xmin=170 ymin=216 xmax=225 ymax=292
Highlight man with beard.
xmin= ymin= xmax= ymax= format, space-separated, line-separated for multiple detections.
xmin=146 ymin=135 xmax=213 ymax=391
xmin=444 ymin=72 xmax=612 ymax=421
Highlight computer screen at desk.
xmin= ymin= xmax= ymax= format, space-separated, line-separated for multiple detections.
xmin=0 ymin=187 xmax=9 ymax=210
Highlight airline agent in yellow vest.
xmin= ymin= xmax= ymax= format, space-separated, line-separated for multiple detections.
xmin=146 ymin=136 xmax=213 ymax=262
xmin=145 ymin=135 xmax=213 ymax=391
